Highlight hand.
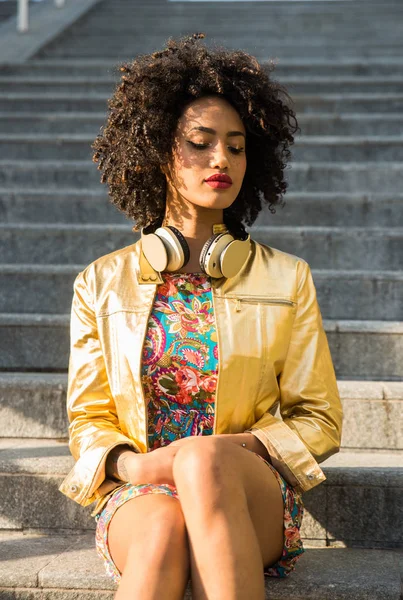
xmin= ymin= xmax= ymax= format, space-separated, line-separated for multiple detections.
xmin=127 ymin=443 xmax=180 ymax=488
xmin=129 ymin=436 xmax=221 ymax=487
xmin=127 ymin=434 xmax=244 ymax=488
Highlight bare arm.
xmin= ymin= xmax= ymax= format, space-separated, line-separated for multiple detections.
xmin=106 ymin=444 xmax=141 ymax=483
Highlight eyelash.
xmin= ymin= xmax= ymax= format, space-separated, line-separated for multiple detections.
xmin=187 ymin=141 xmax=245 ymax=154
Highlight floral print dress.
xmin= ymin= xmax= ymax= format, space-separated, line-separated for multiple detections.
xmin=95 ymin=271 xmax=305 ymax=583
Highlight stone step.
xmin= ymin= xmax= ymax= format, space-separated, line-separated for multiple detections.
xmin=38 ymin=44 xmax=403 ymax=60
xmin=1 ymin=264 xmax=402 ymax=321
xmin=0 ymin=438 xmax=402 ymax=549
xmin=0 ymin=533 xmax=401 ymax=600
xmin=1 ymin=374 xmax=401 ymax=451
xmin=255 ymin=192 xmax=403 ymax=228
xmin=294 ymin=94 xmax=403 ymax=114
xmin=1 ymin=224 xmax=402 ymax=270
xmin=282 ymin=77 xmax=403 ymax=94
xmin=0 ymin=92 xmax=402 ymax=113
xmin=253 ymin=226 xmax=403 ymax=270
xmin=56 ymin=16 xmax=403 ymax=35
xmin=2 ymin=58 xmax=403 ymax=77
xmin=2 ymin=75 xmax=403 ymax=94
xmin=298 ymin=114 xmax=403 ymax=136
xmin=291 ymin=137 xmax=403 ymax=162
xmin=1 ymin=160 xmax=402 ymax=192
xmin=1 ymin=112 xmax=402 ymax=136
xmin=33 ymin=34 xmax=403 ymax=51
xmin=0 ymin=314 xmax=401 ymax=379
xmin=0 ymin=188 xmax=127 ymax=224
xmin=3 ymin=134 xmax=403 ymax=162
xmin=1 ymin=189 xmax=402 ymax=228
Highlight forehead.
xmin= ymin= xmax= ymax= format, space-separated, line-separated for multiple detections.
xmin=178 ymin=96 xmax=244 ymax=131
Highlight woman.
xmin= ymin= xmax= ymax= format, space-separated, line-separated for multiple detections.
xmin=59 ymin=33 xmax=343 ymax=599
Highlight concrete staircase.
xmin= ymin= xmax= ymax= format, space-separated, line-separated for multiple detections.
xmin=0 ymin=0 xmax=402 ymax=597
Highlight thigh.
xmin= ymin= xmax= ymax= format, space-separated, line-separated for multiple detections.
xmin=212 ymin=443 xmax=285 ymax=568
xmin=174 ymin=437 xmax=285 ymax=569
xmin=107 ymin=489 xmax=189 ymax=575
xmin=238 ymin=449 xmax=285 ymax=568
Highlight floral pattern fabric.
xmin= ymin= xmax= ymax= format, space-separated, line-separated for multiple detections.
xmin=95 ymin=271 xmax=305 ymax=582
xmin=141 ymin=271 xmax=218 ymax=448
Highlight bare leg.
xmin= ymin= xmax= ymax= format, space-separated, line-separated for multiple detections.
xmin=107 ymin=492 xmax=191 ymax=600
xmin=172 ymin=438 xmax=284 ymax=600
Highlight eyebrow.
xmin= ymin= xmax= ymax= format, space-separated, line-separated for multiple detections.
xmin=189 ymin=126 xmax=245 ymax=139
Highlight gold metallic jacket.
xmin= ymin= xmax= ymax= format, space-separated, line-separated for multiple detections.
xmin=59 ymin=237 xmax=343 ymax=517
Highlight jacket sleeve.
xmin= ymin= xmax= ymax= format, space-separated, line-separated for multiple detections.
xmin=58 ymin=269 xmax=141 ymax=507
xmin=245 ymin=259 xmax=343 ymax=493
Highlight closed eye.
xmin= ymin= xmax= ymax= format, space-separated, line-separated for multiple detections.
xmin=187 ymin=141 xmax=244 ymax=154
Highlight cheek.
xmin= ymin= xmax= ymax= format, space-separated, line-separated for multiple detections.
xmin=174 ymin=152 xmax=206 ymax=187
xmin=171 ymin=161 xmax=202 ymax=191
xmin=236 ymin=154 xmax=247 ymax=178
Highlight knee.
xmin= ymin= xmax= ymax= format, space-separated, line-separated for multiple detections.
xmin=172 ymin=437 xmax=232 ymax=490
xmin=150 ymin=499 xmax=188 ymax=543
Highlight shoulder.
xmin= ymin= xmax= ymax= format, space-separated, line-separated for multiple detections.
xmin=251 ymin=238 xmax=310 ymax=281
xmin=79 ymin=241 xmax=140 ymax=278
xmin=73 ymin=241 xmax=141 ymax=298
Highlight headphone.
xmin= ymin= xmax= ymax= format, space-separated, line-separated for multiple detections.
xmin=139 ymin=217 xmax=251 ymax=279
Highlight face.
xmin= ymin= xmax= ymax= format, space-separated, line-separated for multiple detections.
xmin=162 ymin=95 xmax=247 ymax=212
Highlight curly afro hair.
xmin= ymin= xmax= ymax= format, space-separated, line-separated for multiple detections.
xmin=91 ymin=32 xmax=300 ymax=233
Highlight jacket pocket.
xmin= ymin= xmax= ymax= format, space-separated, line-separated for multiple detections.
xmin=222 ymin=294 xmax=296 ymax=313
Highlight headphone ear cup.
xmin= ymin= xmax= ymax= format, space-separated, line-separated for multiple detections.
xmin=198 ymin=237 xmax=212 ymax=275
xmin=166 ymin=225 xmax=190 ymax=267
xmin=199 ymin=234 xmax=223 ymax=277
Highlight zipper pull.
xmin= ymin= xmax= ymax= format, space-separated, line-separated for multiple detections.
xmin=235 ymin=299 xmax=242 ymax=312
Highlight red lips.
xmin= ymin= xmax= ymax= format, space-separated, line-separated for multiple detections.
xmin=205 ymin=174 xmax=233 ymax=184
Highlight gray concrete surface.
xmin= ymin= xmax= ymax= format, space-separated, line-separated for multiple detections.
xmin=0 ymin=532 xmax=401 ymax=599
xmin=0 ymin=0 xmax=102 ymax=64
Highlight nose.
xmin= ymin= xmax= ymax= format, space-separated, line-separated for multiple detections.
xmin=210 ymin=140 xmax=230 ymax=170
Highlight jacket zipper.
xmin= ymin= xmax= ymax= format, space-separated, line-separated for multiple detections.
xmin=221 ymin=295 xmax=296 ymax=313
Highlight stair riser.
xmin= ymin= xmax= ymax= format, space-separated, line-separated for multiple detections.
xmin=292 ymin=142 xmax=403 ymax=162
xmin=2 ymin=115 xmax=402 ymax=136
xmin=1 ymin=163 xmax=402 ymax=192
xmin=0 ymin=589 xmax=114 ymax=599
xmin=1 ymin=378 xmax=401 ymax=449
xmin=0 ymin=193 xmax=127 ymax=225
xmin=37 ymin=46 xmax=403 ymax=60
xmin=295 ymin=96 xmax=403 ymax=114
xmin=0 ymin=470 xmax=401 ymax=549
xmin=3 ymin=139 xmax=403 ymax=162
xmin=3 ymin=80 xmax=403 ymax=94
xmin=0 ymin=116 xmax=106 ymax=135
xmin=1 ymin=96 xmax=403 ymax=113
xmin=44 ymin=19 xmax=403 ymax=36
xmin=256 ymin=196 xmax=403 ymax=228
xmin=298 ymin=118 xmax=403 ymax=136
xmin=1 ymin=228 xmax=402 ymax=270
xmin=3 ymin=63 xmax=403 ymax=77
xmin=1 ymin=270 xmax=402 ymax=321
xmin=0 ymin=322 xmax=401 ymax=379
xmin=2 ymin=192 xmax=402 ymax=228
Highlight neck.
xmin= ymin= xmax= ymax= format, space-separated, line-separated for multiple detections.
xmin=159 ymin=184 xmax=232 ymax=273
xmin=161 ymin=195 xmax=226 ymax=255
